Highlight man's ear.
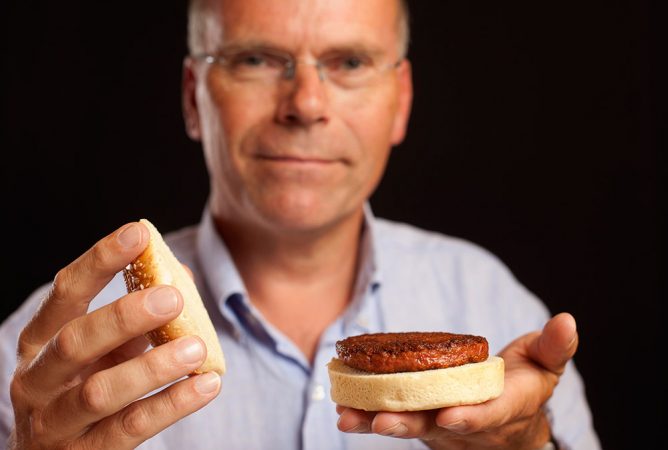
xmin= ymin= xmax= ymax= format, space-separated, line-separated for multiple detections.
xmin=182 ymin=57 xmax=202 ymax=141
xmin=390 ymin=59 xmax=414 ymax=146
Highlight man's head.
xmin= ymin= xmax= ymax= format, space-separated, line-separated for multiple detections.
xmin=182 ymin=0 xmax=413 ymax=236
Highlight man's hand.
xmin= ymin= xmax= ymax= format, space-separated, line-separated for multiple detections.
xmin=8 ymin=223 xmax=221 ymax=449
xmin=336 ymin=313 xmax=578 ymax=450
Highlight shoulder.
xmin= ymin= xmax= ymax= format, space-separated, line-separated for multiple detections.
xmin=372 ymin=217 xmax=551 ymax=346
xmin=373 ymin=217 xmax=510 ymax=274
xmin=161 ymin=222 xmax=200 ymax=265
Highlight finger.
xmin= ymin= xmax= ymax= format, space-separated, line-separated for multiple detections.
xmin=82 ymin=371 xmax=221 ymax=449
xmin=428 ymin=316 xmax=577 ymax=441
xmin=434 ymin=367 xmax=551 ymax=434
xmin=530 ymin=312 xmax=578 ymax=375
xmin=434 ymin=396 xmax=512 ymax=435
xmin=23 ymin=286 xmax=182 ymax=395
xmin=336 ymin=407 xmax=377 ymax=433
xmin=75 ymin=336 xmax=152 ymax=383
xmin=435 ymin=403 xmax=551 ymax=448
xmin=369 ymin=410 xmax=436 ymax=439
xmin=102 ymin=336 xmax=153 ymax=368
xmin=36 ymin=336 xmax=207 ymax=443
xmin=18 ymin=222 xmax=149 ymax=358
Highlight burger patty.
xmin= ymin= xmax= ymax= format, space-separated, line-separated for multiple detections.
xmin=335 ymin=332 xmax=489 ymax=374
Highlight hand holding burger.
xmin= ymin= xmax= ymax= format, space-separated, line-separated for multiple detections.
xmin=334 ymin=313 xmax=578 ymax=450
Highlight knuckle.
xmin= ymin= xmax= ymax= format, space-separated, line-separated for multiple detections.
xmin=487 ymin=434 xmax=509 ymax=447
xmin=119 ymin=402 xmax=151 ymax=438
xmin=16 ymin=327 xmax=34 ymax=358
xmin=79 ymin=374 xmax=110 ymax=415
xmin=51 ymin=267 xmax=75 ymax=301
xmin=142 ymin=348 xmax=170 ymax=379
xmin=53 ymin=324 xmax=82 ymax=364
xmin=88 ymin=241 xmax=113 ymax=271
xmin=159 ymin=385 xmax=189 ymax=418
xmin=108 ymin=297 xmax=135 ymax=336
xmin=9 ymin=374 xmax=27 ymax=405
xmin=166 ymin=381 xmax=196 ymax=412
xmin=28 ymin=408 xmax=49 ymax=442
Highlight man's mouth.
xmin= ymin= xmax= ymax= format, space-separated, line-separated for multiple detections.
xmin=256 ymin=154 xmax=337 ymax=164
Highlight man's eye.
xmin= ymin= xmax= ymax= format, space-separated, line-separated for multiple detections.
xmin=326 ymin=55 xmax=373 ymax=73
xmin=235 ymin=53 xmax=267 ymax=67
xmin=340 ymin=56 xmax=366 ymax=70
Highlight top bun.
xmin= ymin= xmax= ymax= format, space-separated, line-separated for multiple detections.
xmin=123 ymin=219 xmax=226 ymax=375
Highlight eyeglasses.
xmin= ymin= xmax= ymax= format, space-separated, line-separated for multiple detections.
xmin=191 ymin=48 xmax=402 ymax=89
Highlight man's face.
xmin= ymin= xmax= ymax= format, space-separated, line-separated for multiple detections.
xmin=183 ymin=0 xmax=413 ymax=234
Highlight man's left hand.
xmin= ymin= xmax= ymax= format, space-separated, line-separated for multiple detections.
xmin=336 ymin=312 xmax=577 ymax=450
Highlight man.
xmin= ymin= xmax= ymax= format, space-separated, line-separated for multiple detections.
xmin=0 ymin=0 xmax=600 ymax=449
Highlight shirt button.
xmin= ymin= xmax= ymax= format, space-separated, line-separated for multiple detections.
xmin=312 ymin=384 xmax=326 ymax=401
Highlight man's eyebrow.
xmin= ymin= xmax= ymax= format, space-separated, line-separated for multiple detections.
xmin=319 ymin=44 xmax=387 ymax=59
xmin=215 ymin=40 xmax=290 ymax=54
xmin=215 ymin=41 xmax=388 ymax=58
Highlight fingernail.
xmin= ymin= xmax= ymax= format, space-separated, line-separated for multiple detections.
xmin=194 ymin=372 xmax=221 ymax=395
xmin=145 ymin=287 xmax=178 ymax=315
xmin=442 ymin=419 xmax=467 ymax=432
xmin=174 ymin=337 xmax=204 ymax=364
xmin=117 ymin=224 xmax=141 ymax=249
xmin=379 ymin=422 xmax=408 ymax=437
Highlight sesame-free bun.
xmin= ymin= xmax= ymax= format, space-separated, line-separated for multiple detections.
xmin=327 ymin=356 xmax=503 ymax=412
xmin=123 ymin=219 xmax=226 ymax=375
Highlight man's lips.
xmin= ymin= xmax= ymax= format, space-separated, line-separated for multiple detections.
xmin=255 ymin=154 xmax=343 ymax=165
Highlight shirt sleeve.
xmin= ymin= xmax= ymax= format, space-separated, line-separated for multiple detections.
xmin=0 ymin=285 xmax=50 ymax=446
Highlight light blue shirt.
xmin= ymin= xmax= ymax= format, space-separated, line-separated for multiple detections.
xmin=0 ymin=206 xmax=600 ymax=449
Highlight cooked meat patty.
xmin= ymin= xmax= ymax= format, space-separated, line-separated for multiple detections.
xmin=335 ymin=332 xmax=489 ymax=374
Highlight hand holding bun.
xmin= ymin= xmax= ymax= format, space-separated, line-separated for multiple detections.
xmin=123 ymin=219 xmax=226 ymax=375
xmin=328 ymin=331 xmax=503 ymax=411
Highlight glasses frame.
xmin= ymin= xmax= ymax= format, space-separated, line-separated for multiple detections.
xmin=190 ymin=49 xmax=403 ymax=88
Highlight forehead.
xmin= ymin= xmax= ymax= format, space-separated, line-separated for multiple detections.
xmin=209 ymin=0 xmax=400 ymax=54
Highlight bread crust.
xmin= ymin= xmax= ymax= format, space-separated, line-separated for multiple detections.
xmin=123 ymin=219 xmax=226 ymax=375
xmin=328 ymin=356 xmax=504 ymax=411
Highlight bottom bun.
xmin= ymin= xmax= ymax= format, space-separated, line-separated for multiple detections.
xmin=327 ymin=356 xmax=504 ymax=412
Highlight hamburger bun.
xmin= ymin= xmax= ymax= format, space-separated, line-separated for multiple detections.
xmin=328 ymin=330 xmax=504 ymax=413
xmin=328 ymin=356 xmax=503 ymax=411
xmin=122 ymin=219 xmax=226 ymax=375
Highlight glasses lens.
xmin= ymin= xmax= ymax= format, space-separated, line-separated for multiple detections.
xmin=222 ymin=50 xmax=288 ymax=82
xmin=202 ymin=49 xmax=398 ymax=88
xmin=321 ymin=54 xmax=379 ymax=88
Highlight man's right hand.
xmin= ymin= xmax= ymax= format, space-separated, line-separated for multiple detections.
xmin=8 ymin=222 xmax=221 ymax=449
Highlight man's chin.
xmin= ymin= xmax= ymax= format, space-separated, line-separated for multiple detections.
xmin=254 ymin=200 xmax=359 ymax=237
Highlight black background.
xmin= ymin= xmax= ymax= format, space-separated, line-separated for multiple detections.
xmin=1 ymin=1 xmax=662 ymax=448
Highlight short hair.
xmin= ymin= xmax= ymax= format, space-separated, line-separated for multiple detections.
xmin=187 ymin=0 xmax=411 ymax=58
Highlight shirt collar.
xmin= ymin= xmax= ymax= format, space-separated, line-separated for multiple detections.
xmin=195 ymin=206 xmax=249 ymax=335
xmin=195 ymin=202 xmax=383 ymax=338
xmin=337 ymin=203 xmax=381 ymax=330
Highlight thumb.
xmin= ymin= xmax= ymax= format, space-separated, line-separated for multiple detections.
xmin=530 ymin=312 xmax=579 ymax=375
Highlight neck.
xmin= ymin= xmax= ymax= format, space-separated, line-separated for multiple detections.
xmin=212 ymin=208 xmax=365 ymax=362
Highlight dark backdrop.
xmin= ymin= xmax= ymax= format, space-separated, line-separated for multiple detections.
xmin=1 ymin=1 xmax=662 ymax=448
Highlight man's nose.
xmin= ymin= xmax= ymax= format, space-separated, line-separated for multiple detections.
xmin=275 ymin=62 xmax=329 ymax=127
